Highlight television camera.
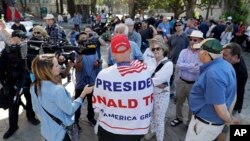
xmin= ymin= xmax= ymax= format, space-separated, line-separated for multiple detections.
xmin=28 ymin=37 xmax=97 ymax=64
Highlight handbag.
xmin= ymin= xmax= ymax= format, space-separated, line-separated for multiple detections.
xmin=34 ymin=85 xmax=79 ymax=141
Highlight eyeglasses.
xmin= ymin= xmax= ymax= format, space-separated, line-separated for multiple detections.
xmin=34 ymin=32 xmax=41 ymax=34
xmin=151 ymin=47 xmax=161 ymax=52
xmin=190 ymin=39 xmax=198 ymax=42
xmin=175 ymin=24 xmax=182 ymax=27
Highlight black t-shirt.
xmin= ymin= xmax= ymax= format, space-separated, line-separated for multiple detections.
xmin=211 ymin=24 xmax=226 ymax=41
xmin=139 ymin=28 xmax=153 ymax=43
xmin=11 ymin=24 xmax=27 ymax=33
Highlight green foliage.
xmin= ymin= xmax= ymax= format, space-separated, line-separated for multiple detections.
xmin=222 ymin=0 xmax=249 ymax=24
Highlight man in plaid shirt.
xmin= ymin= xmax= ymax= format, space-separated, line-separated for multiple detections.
xmin=44 ymin=14 xmax=63 ymax=43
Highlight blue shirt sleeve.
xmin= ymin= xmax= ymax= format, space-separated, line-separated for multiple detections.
xmin=131 ymin=42 xmax=144 ymax=61
xmin=54 ymin=86 xmax=83 ymax=115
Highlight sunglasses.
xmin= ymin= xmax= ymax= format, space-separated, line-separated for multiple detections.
xmin=190 ymin=39 xmax=198 ymax=42
xmin=151 ymin=47 xmax=161 ymax=52
xmin=34 ymin=32 xmax=41 ymax=34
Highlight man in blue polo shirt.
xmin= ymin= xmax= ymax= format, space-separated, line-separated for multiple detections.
xmin=185 ymin=38 xmax=239 ymax=141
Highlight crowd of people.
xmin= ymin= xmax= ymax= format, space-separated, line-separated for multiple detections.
xmin=0 ymin=10 xmax=249 ymax=141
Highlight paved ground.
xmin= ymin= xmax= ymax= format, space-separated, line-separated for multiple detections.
xmin=0 ymin=21 xmax=250 ymax=141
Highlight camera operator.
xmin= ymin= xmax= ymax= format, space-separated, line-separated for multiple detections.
xmin=74 ymin=32 xmax=102 ymax=129
xmin=84 ymin=26 xmax=106 ymax=60
xmin=0 ymin=30 xmax=40 ymax=139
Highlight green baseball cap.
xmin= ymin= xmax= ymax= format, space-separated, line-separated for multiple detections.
xmin=193 ymin=38 xmax=222 ymax=54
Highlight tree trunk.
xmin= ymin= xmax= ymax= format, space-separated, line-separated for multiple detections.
xmin=128 ymin=0 xmax=135 ymax=19
xmin=91 ymin=0 xmax=97 ymax=14
xmin=205 ymin=0 xmax=211 ymax=20
xmin=185 ymin=0 xmax=197 ymax=18
xmin=172 ymin=0 xmax=185 ymax=19
xmin=60 ymin=0 xmax=63 ymax=14
xmin=24 ymin=0 xmax=27 ymax=11
xmin=56 ymin=0 xmax=59 ymax=14
xmin=67 ymin=0 xmax=75 ymax=16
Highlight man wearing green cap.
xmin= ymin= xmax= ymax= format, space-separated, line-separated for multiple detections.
xmin=185 ymin=38 xmax=239 ymax=141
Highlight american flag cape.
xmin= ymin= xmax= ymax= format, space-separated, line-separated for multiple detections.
xmin=117 ymin=60 xmax=147 ymax=76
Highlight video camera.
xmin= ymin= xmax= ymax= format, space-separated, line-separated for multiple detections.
xmin=28 ymin=37 xmax=96 ymax=56
xmin=77 ymin=39 xmax=97 ymax=55
xmin=55 ymin=50 xmax=75 ymax=65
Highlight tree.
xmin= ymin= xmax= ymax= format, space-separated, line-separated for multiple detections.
xmin=127 ymin=0 xmax=151 ymax=19
xmin=184 ymin=0 xmax=197 ymax=18
xmin=128 ymin=0 xmax=136 ymax=18
xmin=197 ymin=0 xmax=219 ymax=19
xmin=56 ymin=0 xmax=59 ymax=13
xmin=67 ymin=0 xmax=75 ymax=16
xmin=222 ymin=0 xmax=249 ymax=24
xmin=60 ymin=0 xmax=63 ymax=14
xmin=168 ymin=0 xmax=185 ymax=19
xmin=91 ymin=0 xmax=97 ymax=14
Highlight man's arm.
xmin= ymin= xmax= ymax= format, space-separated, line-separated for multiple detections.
xmin=74 ymin=55 xmax=83 ymax=71
xmin=214 ymin=94 xmax=237 ymax=124
xmin=214 ymin=104 xmax=232 ymax=124
xmin=149 ymin=25 xmax=158 ymax=36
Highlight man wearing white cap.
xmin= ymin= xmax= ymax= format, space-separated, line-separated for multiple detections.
xmin=44 ymin=14 xmax=63 ymax=41
xmin=171 ymin=30 xmax=203 ymax=127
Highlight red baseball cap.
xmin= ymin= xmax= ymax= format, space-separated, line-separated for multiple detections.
xmin=111 ymin=34 xmax=131 ymax=54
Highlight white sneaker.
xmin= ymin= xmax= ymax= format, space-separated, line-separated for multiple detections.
xmin=143 ymin=132 xmax=156 ymax=140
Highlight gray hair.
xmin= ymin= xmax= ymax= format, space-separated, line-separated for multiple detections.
xmin=114 ymin=23 xmax=129 ymax=36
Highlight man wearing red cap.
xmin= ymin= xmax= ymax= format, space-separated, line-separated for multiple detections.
xmin=93 ymin=34 xmax=154 ymax=141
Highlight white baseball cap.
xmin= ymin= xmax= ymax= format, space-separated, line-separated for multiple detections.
xmin=188 ymin=30 xmax=204 ymax=39
xmin=227 ymin=16 xmax=232 ymax=20
xmin=44 ymin=14 xmax=55 ymax=20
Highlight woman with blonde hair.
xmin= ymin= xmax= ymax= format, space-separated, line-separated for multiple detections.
xmin=32 ymin=25 xmax=49 ymax=39
xmin=30 ymin=54 xmax=93 ymax=141
xmin=28 ymin=25 xmax=49 ymax=49
xmin=220 ymin=23 xmax=233 ymax=45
